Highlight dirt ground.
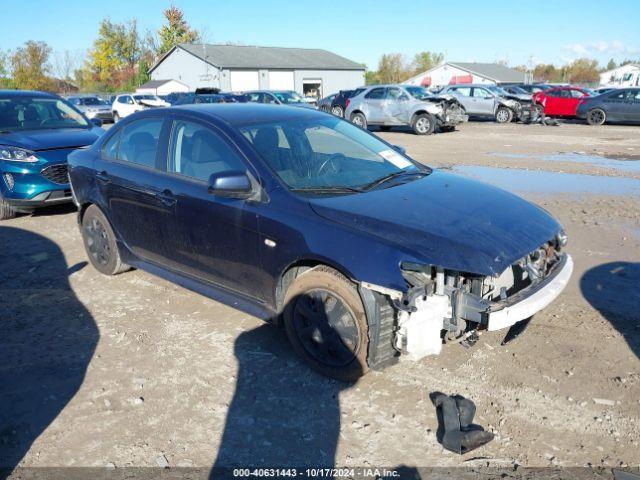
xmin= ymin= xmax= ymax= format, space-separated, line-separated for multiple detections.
xmin=1 ymin=121 xmax=639 ymax=476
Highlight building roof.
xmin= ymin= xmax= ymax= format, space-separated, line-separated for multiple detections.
xmin=446 ymin=62 xmax=526 ymax=83
xmin=137 ymin=79 xmax=175 ymax=89
xmin=150 ymin=44 xmax=364 ymax=72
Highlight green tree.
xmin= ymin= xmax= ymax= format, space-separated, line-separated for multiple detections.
xmin=410 ymin=51 xmax=444 ymax=75
xmin=532 ymin=63 xmax=560 ymax=83
xmin=606 ymin=58 xmax=617 ymax=71
xmin=565 ymin=58 xmax=600 ymax=84
xmin=376 ymin=53 xmax=410 ymax=84
xmin=157 ymin=6 xmax=200 ymax=56
xmin=0 ymin=49 xmax=13 ymax=88
xmin=11 ymin=41 xmax=53 ymax=91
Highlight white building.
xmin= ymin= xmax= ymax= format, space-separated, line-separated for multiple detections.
xmin=149 ymin=43 xmax=365 ymax=99
xmin=404 ymin=62 xmax=530 ymax=88
xmin=599 ymin=64 xmax=640 ymax=88
xmin=135 ymin=79 xmax=189 ymax=96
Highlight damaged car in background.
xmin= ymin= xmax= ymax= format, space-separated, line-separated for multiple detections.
xmin=68 ymin=104 xmax=572 ymax=382
xmin=441 ymin=84 xmax=543 ymax=123
xmin=344 ymin=84 xmax=468 ymax=134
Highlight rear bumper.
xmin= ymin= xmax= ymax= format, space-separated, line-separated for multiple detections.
xmin=487 ymin=253 xmax=573 ymax=331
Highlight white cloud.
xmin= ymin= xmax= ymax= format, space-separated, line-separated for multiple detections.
xmin=564 ymin=40 xmax=640 ymax=57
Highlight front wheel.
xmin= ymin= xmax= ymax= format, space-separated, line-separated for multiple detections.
xmin=495 ymin=107 xmax=513 ymax=124
xmin=0 ymin=196 xmax=17 ymax=220
xmin=331 ymin=105 xmax=344 ymax=117
xmin=283 ymin=266 xmax=370 ymax=382
xmin=350 ymin=112 xmax=367 ymax=130
xmin=587 ymin=108 xmax=606 ymax=126
xmin=412 ymin=113 xmax=435 ymax=135
xmin=81 ymin=205 xmax=130 ymax=275
xmin=112 ymin=112 xmax=120 ymax=122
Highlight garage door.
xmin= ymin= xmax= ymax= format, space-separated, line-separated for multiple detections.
xmin=269 ymin=71 xmax=295 ymax=90
xmin=230 ymin=71 xmax=259 ymax=91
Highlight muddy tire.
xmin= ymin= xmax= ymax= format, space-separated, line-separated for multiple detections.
xmin=350 ymin=112 xmax=367 ymax=130
xmin=495 ymin=107 xmax=513 ymax=123
xmin=587 ymin=108 xmax=606 ymax=126
xmin=331 ymin=105 xmax=344 ymax=117
xmin=0 ymin=195 xmax=17 ymax=220
xmin=81 ymin=205 xmax=130 ymax=276
xmin=412 ymin=113 xmax=435 ymax=135
xmin=282 ymin=266 xmax=370 ymax=382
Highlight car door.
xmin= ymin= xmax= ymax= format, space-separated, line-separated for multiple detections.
xmin=382 ymin=87 xmax=409 ymax=124
xmin=629 ymin=90 xmax=640 ymax=122
xmin=448 ymin=87 xmax=474 ymax=114
xmin=94 ymin=115 xmax=177 ymax=266
xmin=601 ymin=89 xmax=628 ymax=121
xmin=566 ymin=89 xmax=587 ymax=116
xmin=162 ymin=114 xmax=266 ymax=299
xmin=541 ymin=89 xmax=563 ymax=116
xmin=362 ymin=87 xmax=386 ymax=122
xmin=471 ymin=87 xmax=496 ymax=115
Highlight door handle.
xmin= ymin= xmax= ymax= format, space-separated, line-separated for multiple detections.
xmin=96 ymin=171 xmax=111 ymax=184
xmin=156 ymin=189 xmax=176 ymax=207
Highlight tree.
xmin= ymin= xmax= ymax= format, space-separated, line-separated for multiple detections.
xmin=376 ymin=53 xmax=409 ymax=84
xmin=532 ymin=63 xmax=560 ymax=83
xmin=564 ymin=58 xmax=600 ymax=84
xmin=410 ymin=51 xmax=444 ymax=75
xmin=0 ymin=49 xmax=12 ymax=88
xmin=606 ymin=58 xmax=617 ymax=71
xmin=11 ymin=41 xmax=53 ymax=91
xmin=157 ymin=6 xmax=200 ymax=56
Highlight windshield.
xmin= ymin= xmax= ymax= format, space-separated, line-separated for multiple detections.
xmin=486 ymin=85 xmax=509 ymax=96
xmin=507 ymin=86 xmax=528 ymax=94
xmin=239 ymin=115 xmax=428 ymax=193
xmin=404 ymin=86 xmax=431 ymax=100
xmin=80 ymin=97 xmax=109 ymax=106
xmin=0 ymin=95 xmax=89 ymax=132
xmin=273 ymin=91 xmax=306 ymax=104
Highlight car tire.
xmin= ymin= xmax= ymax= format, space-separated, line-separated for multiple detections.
xmin=379 ymin=126 xmax=392 ymax=131
xmin=586 ymin=108 xmax=606 ymax=126
xmin=113 ymin=112 xmax=120 ymax=123
xmin=81 ymin=205 xmax=130 ymax=276
xmin=495 ymin=107 xmax=513 ymax=124
xmin=331 ymin=105 xmax=344 ymax=117
xmin=531 ymin=104 xmax=544 ymax=123
xmin=350 ymin=112 xmax=367 ymax=130
xmin=320 ymin=105 xmax=330 ymax=113
xmin=0 ymin=195 xmax=17 ymax=221
xmin=412 ymin=113 xmax=436 ymax=135
xmin=282 ymin=266 xmax=370 ymax=382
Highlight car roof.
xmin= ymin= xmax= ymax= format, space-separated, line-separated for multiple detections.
xmin=0 ymin=90 xmax=58 ymax=98
xmin=168 ymin=103 xmax=324 ymax=125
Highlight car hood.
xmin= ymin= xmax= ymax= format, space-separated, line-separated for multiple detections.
xmin=308 ymin=169 xmax=561 ymax=276
xmin=138 ymin=99 xmax=169 ymax=108
xmin=0 ymin=127 xmax=103 ymax=151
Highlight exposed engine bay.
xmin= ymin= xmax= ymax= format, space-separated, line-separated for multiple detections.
xmin=499 ymin=93 xmax=542 ymax=123
xmin=363 ymin=231 xmax=572 ymax=361
xmin=423 ymin=94 xmax=469 ymax=127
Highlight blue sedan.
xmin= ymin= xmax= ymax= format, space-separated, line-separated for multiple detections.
xmin=68 ymin=104 xmax=572 ymax=380
xmin=0 ymin=90 xmax=103 ymax=220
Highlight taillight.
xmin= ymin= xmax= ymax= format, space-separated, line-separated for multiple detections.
xmin=345 ymin=98 xmax=350 ymax=108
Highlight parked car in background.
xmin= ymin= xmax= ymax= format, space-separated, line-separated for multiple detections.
xmin=0 ymin=90 xmax=103 ymax=220
xmin=330 ymin=88 xmax=366 ymax=117
xmin=593 ymin=87 xmax=615 ymax=95
xmin=317 ymin=93 xmax=337 ymax=112
xmin=111 ymin=94 xmax=169 ymax=122
xmin=220 ymin=93 xmax=249 ymax=103
xmin=517 ymin=84 xmax=553 ymax=94
xmin=245 ymin=90 xmax=315 ymax=108
xmin=345 ymin=85 xmax=468 ymax=135
xmin=68 ymin=103 xmax=571 ymax=381
xmin=441 ymin=84 xmax=538 ymax=123
xmin=173 ymin=93 xmax=226 ymax=105
xmin=576 ymin=88 xmax=640 ymax=125
xmin=533 ymin=87 xmax=592 ymax=117
xmin=67 ymin=95 xmax=114 ymax=123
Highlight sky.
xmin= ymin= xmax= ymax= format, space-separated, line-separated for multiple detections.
xmin=2 ymin=0 xmax=639 ymax=71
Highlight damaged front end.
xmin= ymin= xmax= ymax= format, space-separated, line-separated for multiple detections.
xmin=499 ymin=94 xmax=541 ymax=123
xmin=365 ymin=232 xmax=573 ymax=362
xmin=423 ymin=95 xmax=469 ymax=127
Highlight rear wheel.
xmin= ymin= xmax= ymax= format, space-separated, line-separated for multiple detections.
xmin=495 ymin=107 xmax=513 ymax=123
xmin=412 ymin=113 xmax=435 ymax=135
xmin=0 ymin=195 xmax=17 ymax=220
xmin=283 ymin=266 xmax=369 ymax=382
xmin=331 ymin=105 xmax=344 ymax=117
xmin=350 ymin=112 xmax=367 ymax=130
xmin=81 ymin=205 xmax=130 ymax=275
xmin=587 ymin=108 xmax=606 ymax=126
xmin=113 ymin=112 xmax=120 ymax=122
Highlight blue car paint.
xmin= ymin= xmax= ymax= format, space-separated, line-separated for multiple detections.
xmin=0 ymin=91 xmax=103 ymax=209
xmin=68 ymin=104 xmax=563 ymax=315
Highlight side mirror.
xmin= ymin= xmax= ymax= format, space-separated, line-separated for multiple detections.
xmin=91 ymin=118 xmax=103 ymax=127
xmin=391 ymin=145 xmax=406 ymax=155
xmin=208 ymin=171 xmax=253 ymax=199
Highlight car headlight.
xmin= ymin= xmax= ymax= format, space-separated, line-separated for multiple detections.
xmin=556 ymin=229 xmax=568 ymax=247
xmin=0 ymin=147 xmax=39 ymax=163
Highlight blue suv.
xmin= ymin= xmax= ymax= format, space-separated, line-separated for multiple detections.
xmin=68 ymin=104 xmax=572 ymax=380
xmin=0 ymin=90 xmax=103 ymax=220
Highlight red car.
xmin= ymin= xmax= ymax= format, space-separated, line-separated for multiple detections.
xmin=533 ymin=87 xmax=593 ymax=117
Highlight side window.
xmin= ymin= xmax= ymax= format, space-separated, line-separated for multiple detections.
xmin=102 ymin=130 xmax=122 ymax=159
xmin=385 ymin=88 xmax=404 ymax=100
xmin=365 ymin=88 xmax=385 ymax=99
xmin=453 ymin=87 xmax=472 ymax=97
xmin=170 ymin=120 xmax=246 ymax=181
xmin=570 ymin=89 xmax=586 ymax=98
xmin=247 ymin=93 xmax=260 ymax=102
xmin=116 ymin=118 xmax=163 ymax=168
xmin=473 ymin=88 xmax=492 ymax=99
xmin=264 ymin=94 xmax=278 ymax=104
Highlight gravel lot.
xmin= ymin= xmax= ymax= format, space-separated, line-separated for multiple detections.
xmin=1 ymin=121 xmax=639 ymax=476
